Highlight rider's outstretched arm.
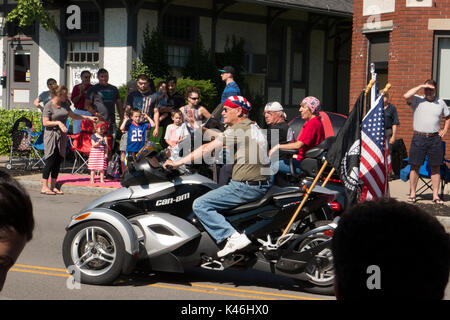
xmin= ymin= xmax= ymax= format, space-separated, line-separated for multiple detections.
xmin=165 ymin=137 xmax=223 ymax=168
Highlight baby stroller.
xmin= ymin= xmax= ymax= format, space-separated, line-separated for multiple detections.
xmin=6 ymin=116 xmax=34 ymax=170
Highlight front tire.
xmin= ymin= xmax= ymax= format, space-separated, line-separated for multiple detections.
xmin=62 ymin=220 xmax=126 ymax=285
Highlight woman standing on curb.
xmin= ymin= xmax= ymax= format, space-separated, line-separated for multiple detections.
xmin=41 ymin=85 xmax=97 ymax=195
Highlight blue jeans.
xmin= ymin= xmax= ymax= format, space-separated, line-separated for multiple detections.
xmin=270 ymin=159 xmax=302 ymax=184
xmin=72 ymin=109 xmax=92 ymax=134
xmin=192 ymin=180 xmax=270 ymax=243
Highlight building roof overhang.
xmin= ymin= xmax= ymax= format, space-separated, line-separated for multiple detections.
xmin=239 ymin=0 xmax=353 ymax=17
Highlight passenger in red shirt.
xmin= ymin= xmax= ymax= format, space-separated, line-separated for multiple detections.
xmin=268 ymin=96 xmax=325 ymax=178
xmin=71 ymin=70 xmax=93 ymax=134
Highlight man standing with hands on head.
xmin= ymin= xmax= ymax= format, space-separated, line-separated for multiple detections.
xmin=403 ymin=79 xmax=450 ymax=204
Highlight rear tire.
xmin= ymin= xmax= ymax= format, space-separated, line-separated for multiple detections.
xmin=294 ymin=221 xmax=335 ymax=296
xmin=62 ymin=220 xmax=126 ymax=285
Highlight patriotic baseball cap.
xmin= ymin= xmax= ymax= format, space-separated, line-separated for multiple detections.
xmin=301 ymin=96 xmax=321 ymax=115
xmin=224 ymin=96 xmax=252 ymax=114
xmin=218 ymin=66 xmax=235 ymax=75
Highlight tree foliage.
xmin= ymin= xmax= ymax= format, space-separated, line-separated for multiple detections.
xmin=183 ymin=34 xmax=219 ymax=82
xmin=141 ymin=24 xmax=170 ymax=78
xmin=130 ymin=57 xmax=152 ymax=80
xmin=6 ymin=0 xmax=57 ymax=32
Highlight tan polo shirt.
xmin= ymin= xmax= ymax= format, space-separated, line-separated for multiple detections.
xmin=222 ymin=118 xmax=270 ymax=181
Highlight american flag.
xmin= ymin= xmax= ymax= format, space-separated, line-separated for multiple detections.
xmin=359 ymin=95 xmax=392 ymax=201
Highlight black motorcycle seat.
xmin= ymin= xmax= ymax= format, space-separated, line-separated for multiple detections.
xmin=220 ymin=186 xmax=301 ymax=215
xmin=304 ymin=136 xmax=336 ymax=159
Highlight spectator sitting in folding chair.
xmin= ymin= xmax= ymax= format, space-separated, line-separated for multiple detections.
xmin=403 ymin=79 xmax=450 ymax=204
xmin=41 ymin=85 xmax=97 ymax=195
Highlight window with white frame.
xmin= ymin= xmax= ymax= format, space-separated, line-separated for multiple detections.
xmin=67 ymin=41 xmax=99 ymax=63
xmin=162 ymin=14 xmax=196 ymax=68
xmin=434 ymin=34 xmax=450 ymax=105
xmin=167 ymin=45 xmax=190 ymax=68
xmin=66 ymin=41 xmax=100 ymax=90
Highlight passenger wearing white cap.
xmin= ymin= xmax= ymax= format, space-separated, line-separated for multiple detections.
xmin=264 ymin=102 xmax=294 ymax=150
xmin=268 ymin=96 xmax=325 ymax=181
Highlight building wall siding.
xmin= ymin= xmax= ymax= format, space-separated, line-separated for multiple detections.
xmin=350 ymin=0 xmax=450 ymax=151
xmin=308 ymin=29 xmax=325 ymax=102
xmin=38 ymin=10 xmax=61 ymax=95
xmin=215 ymin=19 xmax=266 ymax=54
xmin=199 ymin=16 xmax=212 ymax=50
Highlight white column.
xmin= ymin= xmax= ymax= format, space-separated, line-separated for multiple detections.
xmin=103 ymin=8 xmax=129 ymax=87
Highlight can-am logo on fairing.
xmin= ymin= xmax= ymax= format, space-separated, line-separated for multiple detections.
xmin=155 ymin=193 xmax=190 ymax=206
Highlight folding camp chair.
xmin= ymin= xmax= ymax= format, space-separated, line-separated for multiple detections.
xmin=68 ymin=120 xmax=93 ymax=174
xmin=30 ymin=130 xmax=45 ymax=169
xmin=400 ymin=141 xmax=449 ymax=199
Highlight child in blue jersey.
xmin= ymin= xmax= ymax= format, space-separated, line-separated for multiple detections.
xmin=120 ymin=107 xmax=155 ymax=163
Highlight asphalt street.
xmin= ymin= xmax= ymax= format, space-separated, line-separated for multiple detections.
xmin=0 ymin=185 xmax=334 ymax=301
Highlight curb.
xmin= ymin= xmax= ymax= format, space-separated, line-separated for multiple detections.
xmin=16 ymin=177 xmax=115 ymax=196
xmin=436 ymin=216 xmax=450 ymax=232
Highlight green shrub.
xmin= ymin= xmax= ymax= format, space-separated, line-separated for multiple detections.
xmin=130 ymin=57 xmax=152 ymax=81
xmin=118 ymin=84 xmax=128 ymax=105
xmin=172 ymin=77 xmax=218 ymax=111
xmin=0 ymin=109 xmax=43 ymax=155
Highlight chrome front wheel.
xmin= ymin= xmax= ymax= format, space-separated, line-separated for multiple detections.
xmin=63 ymin=221 xmax=125 ymax=285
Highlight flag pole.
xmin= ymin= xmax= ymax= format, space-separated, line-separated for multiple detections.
xmin=281 ymin=160 xmax=329 ymax=237
xmin=381 ymin=83 xmax=391 ymax=95
xmin=363 ymin=79 xmax=376 ymax=117
xmin=321 ymin=167 xmax=335 ymax=187
xmin=381 ymin=83 xmax=392 ymax=196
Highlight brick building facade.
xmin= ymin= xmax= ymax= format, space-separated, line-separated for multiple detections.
xmin=350 ymin=0 xmax=450 ymax=152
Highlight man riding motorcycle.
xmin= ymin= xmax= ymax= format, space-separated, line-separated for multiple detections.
xmin=163 ymin=96 xmax=271 ymax=257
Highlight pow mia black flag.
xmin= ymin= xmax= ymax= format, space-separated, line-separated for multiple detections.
xmin=326 ymin=91 xmax=364 ymax=209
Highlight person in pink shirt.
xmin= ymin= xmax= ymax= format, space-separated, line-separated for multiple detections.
xmin=268 ymin=96 xmax=325 ymax=177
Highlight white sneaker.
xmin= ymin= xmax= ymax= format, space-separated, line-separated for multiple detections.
xmin=217 ymin=233 xmax=251 ymax=258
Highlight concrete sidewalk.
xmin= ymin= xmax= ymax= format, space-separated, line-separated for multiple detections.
xmin=0 ymin=155 xmax=115 ymax=196
xmin=389 ymin=177 xmax=450 ymax=204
